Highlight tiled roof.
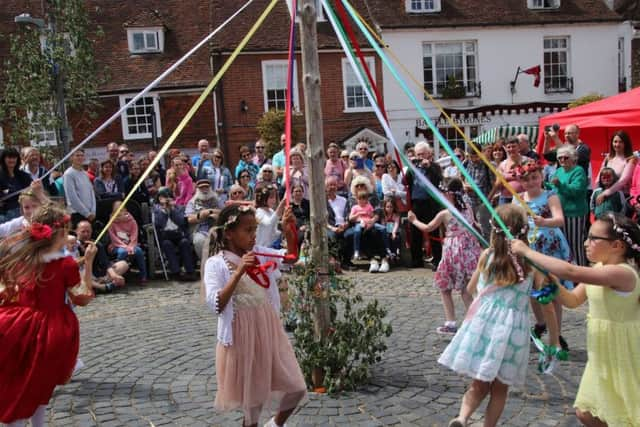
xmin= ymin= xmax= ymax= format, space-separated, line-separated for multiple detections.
xmin=363 ymin=0 xmax=623 ymax=29
xmin=616 ymin=0 xmax=640 ymax=21
xmin=123 ymin=9 xmax=166 ymax=28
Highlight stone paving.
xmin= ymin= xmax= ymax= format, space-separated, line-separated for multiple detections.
xmin=48 ymin=268 xmax=589 ymax=427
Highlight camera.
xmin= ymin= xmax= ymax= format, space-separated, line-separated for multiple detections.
xmin=411 ymin=157 xmax=422 ymax=166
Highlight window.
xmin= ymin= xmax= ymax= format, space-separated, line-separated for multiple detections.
xmin=407 ymin=0 xmax=441 ymax=12
xmin=437 ymin=126 xmax=479 ymax=151
xmin=261 ymin=60 xmax=300 ymax=112
xmin=285 ymin=0 xmax=325 ymax=22
xmin=528 ymin=0 xmax=560 ymax=9
xmin=423 ymin=41 xmax=480 ymax=98
xmin=119 ymin=95 xmax=162 ymax=140
xmin=342 ymin=57 xmax=375 ymax=112
xmin=0 ymin=126 xmax=4 ymax=149
xmin=127 ymin=28 xmax=165 ymax=53
xmin=28 ymin=111 xmax=57 ymax=147
xmin=543 ymin=37 xmax=571 ymax=93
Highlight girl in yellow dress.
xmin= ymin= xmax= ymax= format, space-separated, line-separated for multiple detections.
xmin=512 ymin=212 xmax=640 ymax=427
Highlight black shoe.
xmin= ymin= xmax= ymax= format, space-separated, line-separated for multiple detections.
xmin=559 ymin=335 xmax=569 ymax=351
xmin=532 ymin=323 xmax=547 ymax=339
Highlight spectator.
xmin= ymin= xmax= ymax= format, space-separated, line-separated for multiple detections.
xmin=148 ymin=150 xmax=166 ymax=185
xmin=291 ymin=184 xmax=310 ymax=247
xmin=595 ymin=130 xmax=635 ymax=204
xmin=324 ymin=143 xmax=348 ymax=194
xmin=288 ymin=150 xmax=309 ymax=197
xmin=94 ymin=160 xmax=123 ymax=200
xmin=0 ymin=147 xmax=33 ymax=222
xmin=548 ymin=144 xmax=588 ymax=266
xmin=325 ymin=176 xmax=351 ymax=267
xmin=185 ymin=179 xmax=219 ymax=260
xmin=491 ymin=144 xmax=506 ymax=167
xmin=255 ymin=182 xmax=285 ymax=248
xmin=355 ymin=141 xmax=374 ymax=171
xmin=340 ymin=149 xmax=350 ymax=164
xmin=139 ymin=157 xmax=162 ymax=198
xmin=489 ymin=137 xmax=529 ymax=205
xmin=191 ymin=139 xmax=211 ymax=170
xmin=462 ymin=149 xmax=493 ymax=239
xmin=272 ymin=133 xmax=287 ymax=185
xmin=382 ymin=198 xmax=401 ymax=261
xmin=590 ymin=167 xmax=626 ymax=218
xmin=344 ymin=150 xmax=375 ymax=195
xmin=372 ymin=154 xmax=387 ymax=202
xmin=482 ymin=143 xmax=494 ymax=162
xmin=20 ymin=147 xmax=57 ymax=196
xmin=108 ymin=200 xmax=147 ymax=283
xmin=171 ymin=157 xmax=194 ymax=206
xmin=202 ymin=147 xmax=233 ymax=208
xmin=106 ymin=142 xmax=120 ymax=166
xmin=235 ymin=145 xmax=259 ymax=185
xmin=153 ymin=187 xmax=197 ymax=281
xmin=237 ymin=170 xmax=254 ymax=201
xmin=543 ymin=123 xmax=592 ymax=180
xmin=86 ymin=158 xmax=100 ymax=183
xmin=0 ymin=180 xmax=48 ymax=238
xmin=63 ymin=149 xmax=96 ymax=228
xmin=405 ymin=141 xmax=443 ymax=269
xmin=348 ymin=188 xmax=391 ymax=273
xmin=256 ymin=164 xmax=277 ymax=186
xmin=442 ymin=148 xmax=464 ymax=185
xmin=382 ymin=160 xmax=407 ymax=212
xmin=123 ymin=161 xmax=150 ymax=205
xmin=116 ymin=144 xmax=131 ymax=179
xmin=75 ymin=220 xmax=129 ymax=289
xmin=253 ymin=139 xmax=271 ymax=168
xmin=517 ymin=133 xmax=539 ymax=160
xmin=226 ymin=184 xmax=252 ymax=206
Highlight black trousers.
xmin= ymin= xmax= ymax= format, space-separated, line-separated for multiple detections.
xmin=410 ymin=198 xmax=442 ymax=267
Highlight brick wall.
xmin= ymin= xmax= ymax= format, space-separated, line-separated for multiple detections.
xmin=216 ymin=51 xmax=383 ymax=167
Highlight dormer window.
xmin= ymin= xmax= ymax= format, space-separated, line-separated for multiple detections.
xmin=127 ymin=27 xmax=164 ymax=54
xmin=528 ymin=0 xmax=560 ymax=10
xmin=407 ymin=0 xmax=442 ymax=13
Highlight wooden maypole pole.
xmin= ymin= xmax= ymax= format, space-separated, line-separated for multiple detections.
xmin=299 ymin=0 xmax=331 ymax=340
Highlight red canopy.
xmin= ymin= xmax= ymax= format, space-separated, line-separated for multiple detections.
xmin=537 ymin=87 xmax=640 ymax=175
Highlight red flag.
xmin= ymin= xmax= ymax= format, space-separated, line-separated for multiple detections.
xmin=522 ymin=65 xmax=541 ymax=87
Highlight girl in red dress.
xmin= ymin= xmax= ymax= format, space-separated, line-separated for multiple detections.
xmin=0 ymin=202 xmax=96 ymax=427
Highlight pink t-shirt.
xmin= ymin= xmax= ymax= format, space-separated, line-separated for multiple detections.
xmin=350 ymin=203 xmax=374 ymax=223
xmin=324 ymin=159 xmax=347 ymax=190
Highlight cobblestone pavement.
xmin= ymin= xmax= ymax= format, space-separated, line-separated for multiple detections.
xmin=49 ymin=268 xmax=589 ymax=427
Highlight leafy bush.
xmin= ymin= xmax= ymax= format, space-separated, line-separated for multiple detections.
xmin=568 ymin=93 xmax=604 ymax=108
xmin=287 ymin=263 xmax=392 ymax=395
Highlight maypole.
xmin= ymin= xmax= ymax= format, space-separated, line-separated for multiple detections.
xmin=299 ymin=0 xmax=331 ymax=340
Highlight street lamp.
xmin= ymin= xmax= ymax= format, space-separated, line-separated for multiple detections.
xmin=13 ymin=11 xmax=72 ymax=156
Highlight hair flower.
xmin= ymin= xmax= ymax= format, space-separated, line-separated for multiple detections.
xmin=30 ymin=222 xmax=53 ymax=240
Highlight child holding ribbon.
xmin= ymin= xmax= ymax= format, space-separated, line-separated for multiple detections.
xmin=440 ymin=204 xmax=559 ymax=427
xmin=511 ymin=212 xmax=640 ymax=427
xmin=0 ymin=203 xmax=96 ymax=427
xmin=203 ymin=204 xmax=306 ymax=427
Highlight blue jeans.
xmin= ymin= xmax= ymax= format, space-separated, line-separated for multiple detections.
xmin=351 ymin=223 xmax=390 ymax=253
xmin=114 ymin=246 xmax=147 ymax=280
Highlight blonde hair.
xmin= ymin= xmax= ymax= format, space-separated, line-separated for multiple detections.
xmin=0 ymin=202 xmax=70 ymax=305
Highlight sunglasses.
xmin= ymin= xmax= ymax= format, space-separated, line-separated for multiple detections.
xmin=213 ymin=154 xmax=222 ymax=159
xmin=120 ymin=150 xmax=129 ymax=154
xmin=231 ymin=191 xmax=243 ymax=195
xmin=557 ymin=156 xmax=569 ymax=160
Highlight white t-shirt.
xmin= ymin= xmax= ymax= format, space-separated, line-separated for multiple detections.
xmin=256 ymin=207 xmax=281 ymax=247
xmin=328 ymin=195 xmax=347 ymax=226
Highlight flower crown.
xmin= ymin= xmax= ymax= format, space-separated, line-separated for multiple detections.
xmin=29 ymin=214 xmax=71 ymax=241
xmin=608 ymin=213 xmax=640 ymax=254
xmin=490 ymin=220 xmax=528 ymax=238
xmin=513 ymin=160 xmax=542 ymax=179
xmin=214 ymin=205 xmax=255 ymax=231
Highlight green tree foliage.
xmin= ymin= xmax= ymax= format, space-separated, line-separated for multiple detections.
xmin=568 ymin=93 xmax=604 ymax=109
xmin=256 ymin=109 xmax=299 ymax=159
xmin=1 ymin=0 xmax=104 ymax=146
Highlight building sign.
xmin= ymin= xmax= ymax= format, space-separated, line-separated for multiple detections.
xmin=416 ymin=117 xmax=491 ymax=128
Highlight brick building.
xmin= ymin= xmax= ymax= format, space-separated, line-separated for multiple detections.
xmin=0 ymin=0 xmax=384 ymax=167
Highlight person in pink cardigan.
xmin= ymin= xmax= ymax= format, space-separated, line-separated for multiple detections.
xmin=169 ymin=157 xmax=194 ymax=206
xmin=108 ymin=200 xmax=147 ymax=282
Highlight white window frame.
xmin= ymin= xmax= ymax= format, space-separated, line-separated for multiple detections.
xmin=127 ymin=27 xmax=165 ymax=54
xmin=285 ymin=0 xmax=325 ymax=22
xmin=406 ymin=0 xmax=441 ymax=13
xmin=261 ymin=60 xmax=300 ymax=112
xmin=119 ymin=94 xmax=162 ymax=140
xmin=28 ymin=110 xmax=58 ymax=147
xmin=0 ymin=126 xmax=4 ymax=149
xmin=618 ymin=37 xmax=626 ymax=91
xmin=528 ymin=0 xmax=560 ymax=9
xmin=543 ymin=36 xmax=571 ymax=93
xmin=342 ymin=57 xmax=375 ymax=112
xmin=423 ymin=40 xmax=479 ymax=98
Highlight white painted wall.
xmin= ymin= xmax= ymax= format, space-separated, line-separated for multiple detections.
xmin=380 ymin=22 xmax=634 ymax=147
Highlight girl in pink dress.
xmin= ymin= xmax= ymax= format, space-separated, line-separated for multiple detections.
xmin=408 ymin=178 xmax=482 ymax=335
xmin=203 ymin=204 xmax=306 ymax=427
xmin=0 ymin=203 xmax=96 ymax=427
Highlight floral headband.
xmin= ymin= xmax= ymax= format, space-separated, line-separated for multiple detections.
xmin=29 ymin=214 xmax=71 ymax=241
xmin=490 ymin=220 xmax=528 ymax=238
xmin=214 ymin=205 xmax=255 ymax=231
xmin=607 ymin=213 xmax=640 ymax=254
xmin=513 ymin=160 xmax=542 ymax=179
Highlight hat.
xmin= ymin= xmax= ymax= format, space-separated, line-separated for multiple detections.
xmin=157 ymin=187 xmax=173 ymax=200
xmin=196 ymin=179 xmax=211 ymax=188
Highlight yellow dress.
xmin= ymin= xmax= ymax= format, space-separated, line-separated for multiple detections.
xmin=574 ymin=263 xmax=640 ymax=426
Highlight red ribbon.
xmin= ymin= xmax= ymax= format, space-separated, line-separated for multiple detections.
xmin=246 ymin=261 xmax=277 ymax=289
xmin=284 ymin=0 xmax=297 ymax=205
xmin=30 ymin=222 xmax=53 ymax=240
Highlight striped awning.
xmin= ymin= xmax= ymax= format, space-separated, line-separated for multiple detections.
xmin=473 ymin=125 xmax=539 ymax=146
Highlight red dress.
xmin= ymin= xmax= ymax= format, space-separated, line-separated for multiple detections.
xmin=0 ymin=256 xmax=81 ymax=423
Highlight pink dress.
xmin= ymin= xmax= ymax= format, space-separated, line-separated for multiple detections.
xmin=434 ymin=208 xmax=482 ymax=291
xmin=204 ymin=249 xmax=306 ymax=424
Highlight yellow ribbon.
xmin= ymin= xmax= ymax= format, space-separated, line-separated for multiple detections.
xmin=350 ymin=8 xmax=538 ymax=223
xmin=95 ymin=0 xmax=279 ymax=243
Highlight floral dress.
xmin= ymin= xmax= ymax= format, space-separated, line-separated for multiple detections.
xmin=438 ymin=256 xmax=534 ymax=387
xmin=434 ymin=207 xmax=482 ymax=291
xmin=514 ymin=190 xmax=574 ymax=288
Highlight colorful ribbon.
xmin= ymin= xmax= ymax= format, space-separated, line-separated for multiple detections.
xmin=95 ymin=0 xmax=279 ymax=243
xmin=284 ymin=0 xmax=297 ymax=205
